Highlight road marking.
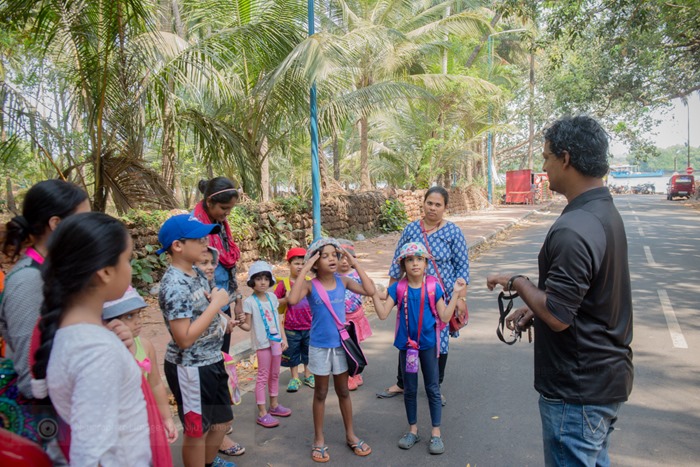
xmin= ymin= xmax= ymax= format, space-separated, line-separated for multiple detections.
xmin=657 ymin=289 xmax=688 ymax=349
xmin=643 ymin=246 xmax=656 ymax=266
xmin=638 ymin=226 xmax=644 ymax=236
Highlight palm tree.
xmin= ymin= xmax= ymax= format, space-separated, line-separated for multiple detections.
xmin=173 ymin=0 xmax=308 ymax=200
xmin=0 ymin=0 xmax=183 ymax=212
xmin=294 ymin=0 xmax=493 ymax=190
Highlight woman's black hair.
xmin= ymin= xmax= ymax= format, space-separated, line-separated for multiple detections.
xmin=33 ymin=212 xmax=130 ymax=380
xmin=198 ymin=177 xmax=239 ymax=210
xmin=3 ymin=180 xmax=88 ymax=259
xmin=424 ymin=186 xmax=449 ymax=206
xmin=247 ymin=271 xmax=273 ymax=288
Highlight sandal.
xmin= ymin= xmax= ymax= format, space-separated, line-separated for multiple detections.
xmin=269 ymin=404 xmax=292 ymax=417
xmin=347 ymin=439 xmax=372 ymax=457
xmin=218 ymin=442 xmax=245 ymax=456
xmin=398 ymin=432 xmax=420 ymax=450
xmin=376 ymin=388 xmax=402 ymax=398
xmin=256 ymin=413 xmax=279 ymax=428
xmin=311 ymin=445 xmax=330 ymax=463
xmin=304 ymin=375 xmax=316 ymax=388
xmin=287 ymin=377 xmax=301 ymax=392
xmin=429 ymin=436 xmax=445 ymax=455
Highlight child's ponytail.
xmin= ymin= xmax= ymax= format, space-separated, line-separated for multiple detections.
xmin=32 ymin=212 xmax=130 ymax=389
xmin=3 ymin=180 xmax=87 ymax=259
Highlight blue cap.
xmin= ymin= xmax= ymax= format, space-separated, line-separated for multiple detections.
xmin=156 ymin=214 xmax=221 ymax=255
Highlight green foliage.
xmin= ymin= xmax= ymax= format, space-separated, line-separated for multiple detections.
xmin=256 ymin=212 xmax=299 ymax=259
xmin=131 ymin=245 xmax=168 ymax=285
xmin=379 ymin=199 xmax=410 ymax=233
xmin=227 ymin=206 xmax=256 ymax=242
xmin=539 ymin=0 xmax=700 ymax=104
xmin=275 ymin=196 xmax=309 ymax=216
xmin=626 ymin=145 xmax=700 ymax=172
xmin=120 ymin=210 xmax=172 ymax=231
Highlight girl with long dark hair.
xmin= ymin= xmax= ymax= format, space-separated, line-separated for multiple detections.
xmin=33 ymin=212 xmax=152 ymax=465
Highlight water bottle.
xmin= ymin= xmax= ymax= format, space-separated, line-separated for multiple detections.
xmin=405 ymin=348 xmax=419 ymax=373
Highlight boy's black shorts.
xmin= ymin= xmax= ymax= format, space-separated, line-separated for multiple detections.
xmin=164 ymin=359 xmax=232 ymax=438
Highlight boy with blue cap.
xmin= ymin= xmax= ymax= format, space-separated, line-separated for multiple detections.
xmin=156 ymin=214 xmax=237 ymax=467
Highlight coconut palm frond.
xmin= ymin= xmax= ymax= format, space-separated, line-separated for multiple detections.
xmin=103 ymin=154 xmax=178 ymax=214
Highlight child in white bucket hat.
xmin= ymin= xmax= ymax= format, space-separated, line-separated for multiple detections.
xmin=238 ymin=261 xmax=291 ymax=428
xmin=102 ymin=287 xmax=178 ymax=444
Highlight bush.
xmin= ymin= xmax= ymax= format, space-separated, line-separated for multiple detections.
xmin=227 ymin=205 xmax=256 ymax=241
xmin=379 ymin=199 xmax=409 ymax=233
xmin=275 ymin=196 xmax=309 ymax=216
xmin=131 ymin=244 xmax=168 ymax=286
xmin=121 ymin=209 xmax=172 ymax=230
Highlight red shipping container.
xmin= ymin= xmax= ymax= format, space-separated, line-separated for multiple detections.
xmin=505 ymin=169 xmax=534 ymax=204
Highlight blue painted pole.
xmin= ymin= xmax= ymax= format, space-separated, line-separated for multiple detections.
xmin=309 ymin=0 xmax=322 ymax=240
xmin=487 ymin=35 xmax=493 ymax=204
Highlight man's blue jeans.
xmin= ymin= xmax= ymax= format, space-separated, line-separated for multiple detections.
xmin=539 ymin=394 xmax=621 ymax=467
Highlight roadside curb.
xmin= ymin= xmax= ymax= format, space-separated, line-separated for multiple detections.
xmin=467 ymin=201 xmax=555 ymax=251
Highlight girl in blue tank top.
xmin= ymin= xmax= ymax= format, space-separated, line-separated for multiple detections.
xmin=288 ymin=237 xmax=376 ymax=463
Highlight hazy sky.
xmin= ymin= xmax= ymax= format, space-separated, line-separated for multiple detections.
xmin=610 ymin=93 xmax=699 ymax=157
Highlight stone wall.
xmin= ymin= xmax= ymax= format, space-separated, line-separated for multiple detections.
xmin=127 ymin=186 xmax=488 ymax=286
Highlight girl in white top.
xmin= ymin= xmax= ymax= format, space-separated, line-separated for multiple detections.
xmin=31 ymin=212 xmax=151 ymax=467
xmin=239 ymin=260 xmax=291 ymax=428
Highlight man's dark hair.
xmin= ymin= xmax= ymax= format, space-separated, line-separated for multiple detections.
xmin=544 ymin=115 xmax=610 ymax=178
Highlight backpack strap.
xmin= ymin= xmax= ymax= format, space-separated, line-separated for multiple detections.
xmin=425 ymin=276 xmax=447 ymax=332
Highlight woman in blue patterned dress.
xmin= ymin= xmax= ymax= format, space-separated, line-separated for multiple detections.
xmin=376 ymin=187 xmax=469 ymax=404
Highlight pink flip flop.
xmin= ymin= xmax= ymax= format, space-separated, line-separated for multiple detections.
xmin=256 ymin=413 xmax=279 ymax=428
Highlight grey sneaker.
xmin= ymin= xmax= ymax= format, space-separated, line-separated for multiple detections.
xmin=398 ymin=432 xmax=421 ymax=450
xmin=429 ymin=436 xmax=445 ymax=455
xmin=441 ymin=394 xmax=446 ymax=406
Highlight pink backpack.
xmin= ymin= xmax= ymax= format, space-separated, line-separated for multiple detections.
xmin=395 ymin=276 xmax=446 ymax=357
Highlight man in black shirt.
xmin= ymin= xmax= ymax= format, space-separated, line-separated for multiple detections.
xmin=487 ymin=115 xmax=633 ymax=467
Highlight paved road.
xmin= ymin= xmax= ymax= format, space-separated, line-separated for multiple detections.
xmin=172 ymin=194 xmax=700 ymax=466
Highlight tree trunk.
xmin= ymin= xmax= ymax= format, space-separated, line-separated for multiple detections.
xmin=467 ymin=142 xmax=474 ymax=184
xmin=465 ymin=13 xmax=502 ymax=68
xmin=359 ymin=116 xmax=371 ymax=190
xmin=171 ymin=0 xmax=185 ymax=37
xmin=6 ymin=178 xmax=17 ymax=214
xmin=0 ymin=83 xmax=6 ymax=143
xmin=333 ymin=134 xmax=340 ymax=181
xmin=481 ymin=137 xmax=487 ymax=179
xmin=442 ymin=6 xmax=450 ymax=74
xmin=261 ymin=155 xmax=270 ymax=201
xmin=161 ymin=95 xmax=177 ymax=190
xmin=93 ymin=150 xmax=107 ymax=212
xmin=260 ymin=137 xmax=270 ymax=201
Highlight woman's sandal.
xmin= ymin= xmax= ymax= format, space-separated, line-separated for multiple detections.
xmin=311 ymin=445 xmax=330 ymax=463
xmin=347 ymin=439 xmax=372 ymax=457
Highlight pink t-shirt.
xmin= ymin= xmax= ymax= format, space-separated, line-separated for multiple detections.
xmin=274 ymin=279 xmax=312 ymax=331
